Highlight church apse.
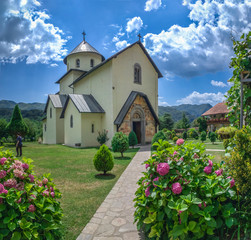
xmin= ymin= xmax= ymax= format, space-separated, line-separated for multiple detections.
xmin=118 ymin=95 xmax=156 ymax=144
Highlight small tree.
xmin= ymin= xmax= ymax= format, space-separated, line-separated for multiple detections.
xmin=6 ymin=105 xmax=28 ymax=140
xmin=200 ymin=131 xmax=207 ymax=142
xmin=159 ymin=113 xmax=174 ymax=130
xmin=97 ymin=130 xmax=109 ymax=145
xmin=112 ymin=132 xmax=129 ymax=157
xmin=181 ymin=112 xmax=190 ymax=130
xmin=197 ymin=117 xmax=207 ymax=133
xmin=182 ymin=131 xmax=188 ymax=140
xmin=209 ymin=132 xmax=216 ymax=144
xmin=151 ymin=131 xmax=167 ymax=151
xmin=93 ymin=144 xmax=114 ymax=175
xmin=128 ymin=131 xmax=138 ymax=148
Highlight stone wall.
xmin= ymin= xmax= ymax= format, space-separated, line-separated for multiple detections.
xmin=118 ymin=95 xmax=156 ymax=143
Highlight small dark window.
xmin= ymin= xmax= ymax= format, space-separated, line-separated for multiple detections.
xmin=76 ymin=59 xmax=80 ymax=68
xmin=44 ymin=124 xmax=46 ymax=132
xmin=50 ymin=108 xmax=52 ymax=118
xmin=134 ymin=63 xmax=141 ymax=84
xmin=70 ymin=115 xmax=73 ymax=128
xmin=90 ymin=59 xmax=94 ymax=67
xmin=91 ymin=124 xmax=94 ymax=133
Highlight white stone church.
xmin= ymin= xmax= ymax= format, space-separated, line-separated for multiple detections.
xmin=43 ymin=34 xmax=162 ymax=147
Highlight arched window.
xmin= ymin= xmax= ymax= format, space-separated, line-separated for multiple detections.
xmin=90 ymin=59 xmax=94 ymax=68
xmin=70 ymin=115 xmax=73 ymax=128
xmin=50 ymin=108 xmax=52 ymax=118
xmin=76 ymin=59 xmax=80 ymax=68
xmin=134 ymin=63 xmax=141 ymax=84
xmin=91 ymin=124 xmax=94 ymax=133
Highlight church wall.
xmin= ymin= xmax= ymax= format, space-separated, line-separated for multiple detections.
xmin=59 ymin=71 xmax=82 ymax=94
xmin=43 ymin=100 xmax=57 ymax=144
xmin=118 ymin=95 xmax=156 ymax=143
xmin=81 ymin=113 xmax=103 ymax=147
xmin=64 ymin=99 xmax=82 ymax=147
xmin=56 ymin=108 xmax=64 ymax=143
xmin=74 ymin=62 xmax=114 ymax=146
xmin=111 ymin=44 xmax=158 ymax=124
xmin=67 ymin=53 xmax=102 ymax=72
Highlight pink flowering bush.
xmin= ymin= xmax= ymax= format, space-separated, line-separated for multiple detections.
xmin=0 ymin=148 xmax=63 ymax=239
xmin=134 ymin=140 xmax=238 ymax=239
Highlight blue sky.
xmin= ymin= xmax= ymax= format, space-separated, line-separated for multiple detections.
xmin=0 ymin=0 xmax=250 ymax=106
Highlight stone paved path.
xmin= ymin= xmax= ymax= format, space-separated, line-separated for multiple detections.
xmin=76 ymin=145 xmax=151 ymax=240
xmin=206 ymin=149 xmax=225 ymax=152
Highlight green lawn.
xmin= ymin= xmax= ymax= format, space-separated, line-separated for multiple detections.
xmin=186 ymin=138 xmax=224 ymax=150
xmin=3 ymin=143 xmax=139 ymax=240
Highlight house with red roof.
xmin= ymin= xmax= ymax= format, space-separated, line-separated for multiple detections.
xmin=202 ymin=102 xmax=230 ymax=132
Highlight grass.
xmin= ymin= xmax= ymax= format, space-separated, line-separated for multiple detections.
xmin=3 ymin=142 xmax=139 ymax=240
xmin=185 ymin=138 xmax=224 ymax=150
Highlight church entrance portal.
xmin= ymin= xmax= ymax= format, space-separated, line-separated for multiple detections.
xmin=133 ymin=121 xmax=141 ymax=144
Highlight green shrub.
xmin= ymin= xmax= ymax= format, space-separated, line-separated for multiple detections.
xmin=172 ymin=136 xmax=178 ymax=143
xmin=0 ymin=137 xmax=6 ymax=146
xmin=128 ymin=131 xmax=138 ymax=148
xmin=111 ymin=132 xmax=129 ymax=157
xmin=188 ymin=128 xmax=198 ymax=139
xmin=0 ymin=149 xmax=63 ymax=239
xmin=151 ymin=131 xmax=167 ymax=151
xmin=134 ymin=140 xmax=238 ymax=239
xmin=209 ymin=132 xmax=217 ymax=144
xmin=164 ymin=130 xmax=172 ymax=140
xmin=200 ymin=131 xmax=207 ymax=142
xmin=182 ymin=131 xmax=188 ymax=140
xmin=97 ymin=129 xmax=109 ymax=145
xmin=217 ymin=126 xmax=237 ymax=140
xmin=223 ymin=139 xmax=231 ymax=149
xmin=93 ymin=144 xmax=114 ymax=174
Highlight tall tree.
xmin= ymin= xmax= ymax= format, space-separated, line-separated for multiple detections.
xmin=226 ymin=32 xmax=251 ymax=127
xmin=6 ymin=105 xmax=28 ymax=140
xmin=0 ymin=119 xmax=8 ymax=139
xmin=197 ymin=117 xmax=207 ymax=133
xmin=159 ymin=113 xmax=174 ymax=130
xmin=181 ymin=112 xmax=190 ymax=130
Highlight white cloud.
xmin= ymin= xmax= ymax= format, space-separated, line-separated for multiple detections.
xmin=143 ymin=0 xmax=251 ymax=78
xmin=115 ymin=40 xmax=129 ymax=50
xmin=158 ymin=96 xmax=169 ymax=106
xmin=50 ymin=63 xmax=58 ymax=67
xmin=0 ymin=0 xmax=68 ymax=64
xmin=211 ymin=80 xmax=227 ymax=87
xmin=145 ymin=0 xmax=162 ymax=12
xmin=177 ymin=91 xmax=226 ymax=105
xmin=126 ymin=17 xmax=143 ymax=33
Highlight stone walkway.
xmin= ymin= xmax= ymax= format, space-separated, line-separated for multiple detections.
xmin=76 ymin=145 xmax=151 ymax=240
xmin=206 ymin=149 xmax=225 ymax=152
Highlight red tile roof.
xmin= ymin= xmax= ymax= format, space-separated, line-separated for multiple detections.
xmin=202 ymin=102 xmax=230 ymax=116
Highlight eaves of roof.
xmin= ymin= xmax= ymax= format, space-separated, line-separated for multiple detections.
xmin=55 ymin=69 xmax=86 ymax=84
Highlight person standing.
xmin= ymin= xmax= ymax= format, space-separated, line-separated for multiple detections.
xmin=16 ymin=133 xmax=23 ymax=157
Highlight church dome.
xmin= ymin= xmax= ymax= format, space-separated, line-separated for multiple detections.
xmin=64 ymin=34 xmax=105 ymax=64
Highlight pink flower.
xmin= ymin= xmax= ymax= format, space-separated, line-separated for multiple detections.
xmin=29 ymin=194 xmax=36 ymax=202
xmin=145 ymin=187 xmax=150 ymax=197
xmin=0 ymin=170 xmax=6 ymax=179
xmin=28 ymin=204 xmax=36 ymax=212
xmin=4 ymin=178 xmax=17 ymax=188
xmin=153 ymin=177 xmax=159 ymax=187
xmin=178 ymin=210 xmax=183 ymax=214
xmin=204 ymin=166 xmax=212 ymax=175
xmin=0 ymin=184 xmax=8 ymax=194
xmin=14 ymin=169 xmax=24 ymax=179
xmin=172 ymin=182 xmax=182 ymax=195
xmin=230 ymin=178 xmax=235 ymax=188
xmin=50 ymin=187 xmax=54 ymax=192
xmin=215 ymin=169 xmax=223 ymax=176
xmin=179 ymin=157 xmax=184 ymax=161
xmin=157 ymin=163 xmax=170 ymax=176
xmin=22 ymin=163 xmax=29 ymax=170
xmin=17 ymin=198 xmax=22 ymax=203
xmin=204 ymin=202 xmax=207 ymax=207
xmin=43 ymin=190 xmax=49 ymax=196
xmin=0 ymin=158 xmax=7 ymax=165
xmin=173 ymin=151 xmax=178 ymax=156
xmin=152 ymin=154 xmax=157 ymax=157
xmin=42 ymin=178 xmax=48 ymax=185
xmin=145 ymin=164 xmax=150 ymax=169
xmin=50 ymin=192 xmax=55 ymax=198
xmin=29 ymin=174 xmax=34 ymax=183
xmin=208 ymin=160 xmax=213 ymax=167
xmin=176 ymin=138 xmax=184 ymax=146
xmin=198 ymin=202 xmax=206 ymax=208
xmin=16 ymin=182 xmax=25 ymax=191
xmin=198 ymin=203 xmax=202 ymax=208
xmin=193 ymin=153 xmax=199 ymax=159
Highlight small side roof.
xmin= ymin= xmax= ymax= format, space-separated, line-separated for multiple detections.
xmin=114 ymin=91 xmax=159 ymax=126
xmin=55 ymin=69 xmax=86 ymax=84
xmin=44 ymin=94 xmax=68 ymax=113
xmin=60 ymin=94 xmax=105 ymax=118
xmin=69 ymin=40 xmax=163 ymax=87
xmin=202 ymin=102 xmax=230 ymax=116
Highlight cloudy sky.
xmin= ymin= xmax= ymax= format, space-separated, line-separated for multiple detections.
xmin=0 ymin=0 xmax=250 ymax=106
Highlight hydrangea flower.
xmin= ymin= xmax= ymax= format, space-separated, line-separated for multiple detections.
xmin=176 ymin=138 xmax=184 ymax=146
xmin=157 ymin=163 xmax=170 ymax=176
xmin=198 ymin=202 xmax=207 ymax=208
xmin=145 ymin=186 xmax=150 ymax=197
xmin=29 ymin=174 xmax=34 ymax=183
xmin=51 ymin=192 xmax=55 ymax=198
xmin=204 ymin=166 xmax=212 ymax=175
xmin=22 ymin=163 xmax=29 ymax=170
xmin=4 ymin=178 xmax=17 ymax=188
xmin=215 ymin=169 xmax=223 ymax=176
xmin=172 ymin=182 xmax=182 ymax=194
xmin=153 ymin=177 xmax=159 ymax=187
xmin=17 ymin=198 xmax=22 ymax=203
xmin=0 ymin=183 xmax=8 ymax=194
xmin=230 ymin=178 xmax=235 ymax=188
xmin=179 ymin=157 xmax=184 ymax=161
xmin=145 ymin=164 xmax=150 ymax=169
xmin=28 ymin=204 xmax=36 ymax=212
xmin=208 ymin=160 xmax=213 ymax=167
xmin=173 ymin=151 xmax=178 ymax=156
xmin=42 ymin=178 xmax=48 ymax=185
xmin=193 ymin=153 xmax=199 ymax=159
xmin=0 ymin=170 xmax=7 ymax=179
xmin=0 ymin=157 xmax=7 ymax=165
